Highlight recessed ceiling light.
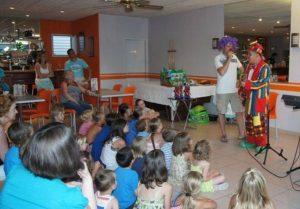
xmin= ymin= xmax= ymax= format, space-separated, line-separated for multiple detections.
xmin=60 ymin=10 xmax=65 ymax=13
xmin=26 ymin=14 xmax=30 ymax=17
xmin=23 ymin=24 xmax=26 ymax=27
xmin=258 ymin=18 xmax=262 ymax=22
xmin=15 ymin=30 xmax=18 ymax=32
xmin=252 ymin=29 xmax=255 ymax=32
xmin=231 ymin=26 xmax=236 ymax=29
xmin=11 ymin=21 xmax=15 ymax=24
xmin=276 ymin=20 xmax=280 ymax=24
xmin=9 ymin=6 xmax=15 ymax=10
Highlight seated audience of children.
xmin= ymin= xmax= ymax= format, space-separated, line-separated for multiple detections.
xmin=113 ymin=147 xmax=138 ymax=209
xmin=0 ymin=97 xmax=277 ymax=209
xmin=4 ymin=122 xmax=33 ymax=175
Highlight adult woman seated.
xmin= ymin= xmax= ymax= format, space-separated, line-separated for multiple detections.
xmin=34 ymin=51 xmax=54 ymax=91
xmin=0 ymin=123 xmax=96 ymax=209
xmin=61 ymin=70 xmax=92 ymax=116
xmin=0 ymin=95 xmax=18 ymax=182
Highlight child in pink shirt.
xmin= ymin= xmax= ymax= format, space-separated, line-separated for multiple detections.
xmin=79 ymin=109 xmax=94 ymax=136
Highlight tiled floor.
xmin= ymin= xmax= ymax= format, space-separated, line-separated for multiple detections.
xmin=167 ymin=120 xmax=300 ymax=209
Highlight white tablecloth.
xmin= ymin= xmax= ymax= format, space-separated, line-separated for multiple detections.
xmin=134 ymin=80 xmax=216 ymax=108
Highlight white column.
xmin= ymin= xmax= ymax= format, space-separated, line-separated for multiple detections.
xmin=289 ymin=0 xmax=300 ymax=82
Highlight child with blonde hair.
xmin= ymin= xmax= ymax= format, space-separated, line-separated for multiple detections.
xmin=191 ymin=140 xmax=228 ymax=192
xmin=86 ymin=109 xmax=106 ymax=144
xmin=147 ymin=118 xmax=164 ymax=152
xmin=95 ymin=169 xmax=119 ymax=209
xmin=131 ymin=136 xmax=148 ymax=178
xmin=173 ymin=171 xmax=217 ymax=209
xmin=229 ymin=168 xmax=275 ymax=209
xmin=79 ymin=109 xmax=94 ymax=136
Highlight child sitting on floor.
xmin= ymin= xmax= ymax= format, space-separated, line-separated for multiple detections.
xmin=113 ymin=147 xmax=139 ymax=209
xmin=118 ymin=103 xmax=131 ymax=121
xmin=147 ymin=118 xmax=164 ymax=152
xmin=125 ymin=108 xmax=143 ymax=146
xmin=4 ymin=122 xmax=33 ymax=175
xmin=173 ymin=171 xmax=217 ymax=209
xmin=131 ymin=136 xmax=147 ymax=179
xmin=79 ymin=109 xmax=94 ymax=136
xmin=161 ymin=129 xmax=178 ymax=172
xmin=50 ymin=103 xmax=65 ymax=123
xmin=86 ymin=109 xmax=106 ymax=144
xmin=136 ymin=119 xmax=150 ymax=138
xmin=94 ymin=169 xmax=119 ymax=209
xmin=100 ymin=118 xmax=127 ymax=170
xmin=135 ymin=149 xmax=172 ymax=209
xmin=169 ymin=132 xmax=193 ymax=200
xmin=191 ymin=140 xmax=228 ymax=192
xmin=229 ymin=168 xmax=275 ymax=209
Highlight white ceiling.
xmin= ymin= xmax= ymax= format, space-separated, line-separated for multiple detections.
xmin=225 ymin=0 xmax=291 ymax=36
xmin=0 ymin=0 xmax=247 ymax=37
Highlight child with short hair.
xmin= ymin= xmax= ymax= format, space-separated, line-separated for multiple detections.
xmin=4 ymin=122 xmax=33 ymax=175
xmin=174 ymin=171 xmax=217 ymax=209
xmin=169 ymin=132 xmax=193 ymax=199
xmin=118 ymin=103 xmax=131 ymax=121
xmin=86 ymin=109 xmax=106 ymax=144
xmin=229 ymin=168 xmax=274 ymax=209
xmin=113 ymin=147 xmax=139 ymax=209
xmin=94 ymin=169 xmax=119 ymax=209
xmin=136 ymin=119 xmax=150 ymax=138
xmin=147 ymin=118 xmax=164 ymax=152
xmin=161 ymin=129 xmax=178 ymax=172
xmin=131 ymin=136 xmax=147 ymax=178
xmin=191 ymin=140 xmax=228 ymax=192
xmin=135 ymin=149 xmax=172 ymax=209
xmin=50 ymin=103 xmax=65 ymax=123
xmin=79 ymin=109 xmax=94 ymax=136
xmin=100 ymin=118 xmax=127 ymax=170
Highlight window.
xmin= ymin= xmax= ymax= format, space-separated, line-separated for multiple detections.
xmin=52 ymin=35 xmax=72 ymax=56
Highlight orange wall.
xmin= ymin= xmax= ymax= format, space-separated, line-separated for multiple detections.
xmin=71 ymin=14 xmax=100 ymax=78
xmin=40 ymin=14 xmax=100 ymax=79
xmin=40 ymin=19 xmax=72 ymax=69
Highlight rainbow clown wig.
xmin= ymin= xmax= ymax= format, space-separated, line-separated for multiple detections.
xmin=218 ymin=36 xmax=238 ymax=51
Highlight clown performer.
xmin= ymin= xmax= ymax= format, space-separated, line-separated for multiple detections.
xmin=215 ymin=36 xmax=245 ymax=142
xmin=240 ymin=42 xmax=271 ymax=151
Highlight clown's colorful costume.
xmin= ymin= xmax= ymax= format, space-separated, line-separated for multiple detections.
xmin=241 ymin=43 xmax=271 ymax=147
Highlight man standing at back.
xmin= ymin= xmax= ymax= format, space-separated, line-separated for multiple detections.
xmin=65 ymin=48 xmax=91 ymax=85
xmin=215 ymin=36 xmax=245 ymax=142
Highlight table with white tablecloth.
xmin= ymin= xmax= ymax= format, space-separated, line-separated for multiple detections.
xmin=133 ymin=80 xmax=216 ymax=125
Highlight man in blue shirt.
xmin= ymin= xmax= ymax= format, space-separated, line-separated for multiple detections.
xmin=0 ymin=68 xmax=10 ymax=93
xmin=64 ymin=49 xmax=92 ymax=83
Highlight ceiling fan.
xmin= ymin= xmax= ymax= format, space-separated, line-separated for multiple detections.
xmin=102 ymin=0 xmax=163 ymax=12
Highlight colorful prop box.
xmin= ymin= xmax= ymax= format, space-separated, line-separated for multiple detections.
xmin=160 ymin=67 xmax=190 ymax=99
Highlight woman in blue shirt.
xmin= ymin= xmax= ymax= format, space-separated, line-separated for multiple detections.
xmin=0 ymin=123 xmax=96 ymax=209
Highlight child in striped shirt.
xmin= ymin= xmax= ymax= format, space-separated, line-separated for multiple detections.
xmin=161 ymin=129 xmax=178 ymax=172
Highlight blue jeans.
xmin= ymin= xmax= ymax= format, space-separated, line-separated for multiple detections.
xmin=63 ymin=101 xmax=91 ymax=116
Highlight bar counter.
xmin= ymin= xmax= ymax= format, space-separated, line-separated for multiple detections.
xmin=3 ymin=69 xmax=64 ymax=89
